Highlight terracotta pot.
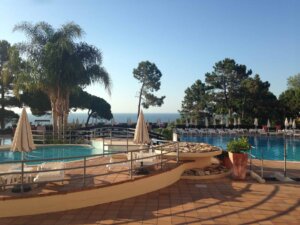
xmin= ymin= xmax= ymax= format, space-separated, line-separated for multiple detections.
xmin=222 ymin=157 xmax=233 ymax=169
xmin=228 ymin=152 xmax=248 ymax=180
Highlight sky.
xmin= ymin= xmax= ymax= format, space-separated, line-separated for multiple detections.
xmin=1 ymin=0 xmax=299 ymax=114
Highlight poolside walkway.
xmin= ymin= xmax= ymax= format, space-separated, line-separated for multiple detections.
xmin=251 ymin=159 xmax=300 ymax=179
xmin=0 ymin=178 xmax=299 ymax=225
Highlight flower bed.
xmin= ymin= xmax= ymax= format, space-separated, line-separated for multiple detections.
xmin=178 ymin=142 xmax=221 ymax=153
xmin=181 ymin=164 xmax=230 ymax=180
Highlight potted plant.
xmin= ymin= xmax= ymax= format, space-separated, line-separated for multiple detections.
xmin=227 ymin=137 xmax=251 ymax=180
xmin=215 ymin=150 xmax=232 ymax=169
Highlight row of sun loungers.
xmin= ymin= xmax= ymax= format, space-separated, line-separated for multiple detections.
xmin=106 ymin=151 xmax=159 ymax=171
xmin=176 ymin=128 xmax=300 ymax=137
xmin=1 ymin=152 xmax=163 ymax=191
xmin=0 ymin=162 xmax=65 ymax=191
xmin=176 ymin=128 xmax=247 ymax=136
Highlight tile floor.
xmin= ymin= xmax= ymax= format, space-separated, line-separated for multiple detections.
xmin=0 ymin=156 xmax=178 ymax=199
xmin=0 ymin=178 xmax=300 ymax=225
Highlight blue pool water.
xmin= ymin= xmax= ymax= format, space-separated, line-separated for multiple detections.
xmin=181 ymin=136 xmax=300 ymax=161
xmin=0 ymin=145 xmax=101 ymax=163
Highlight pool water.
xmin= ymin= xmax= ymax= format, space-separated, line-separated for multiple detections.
xmin=0 ymin=145 xmax=102 ymax=164
xmin=181 ymin=136 xmax=300 ymax=161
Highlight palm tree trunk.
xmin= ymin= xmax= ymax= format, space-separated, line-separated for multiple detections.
xmin=55 ymin=87 xmax=63 ymax=140
xmin=63 ymin=92 xmax=70 ymax=140
xmin=0 ymin=85 xmax=5 ymax=130
xmin=50 ymin=97 xmax=58 ymax=139
xmin=57 ymin=101 xmax=63 ymax=140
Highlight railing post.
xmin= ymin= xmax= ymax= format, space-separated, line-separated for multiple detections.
xmin=43 ymin=130 xmax=45 ymax=144
xmin=83 ymin=156 xmax=86 ymax=186
xmin=21 ymin=160 xmax=24 ymax=192
xmin=110 ymin=130 xmax=112 ymax=145
xmin=130 ymin=151 xmax=133 ymax=180
xmin=102 ymin=137 xmax=105 ymax=156
xmin=69 ymin=129 xmax=71 ymax=144
xmin=250 ymin=146 xmax=252 ymax=172
xmin=126 ymin=129 xmax=129 ymax=152
xmin=261 ymin=148 xmax=264 ymax=178
xmin=176 ymin=142 xmax=179 ymax=163
xmin=160 ymin=146 xmax=163 ymax=170
xmin=284 ymin=132 xmax=287 ymax=177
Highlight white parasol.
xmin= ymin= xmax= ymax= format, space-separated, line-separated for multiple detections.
xmin=284 ymin=118 xmax=289 ymax=129
xmin=254 ymin=118 xmax=258 ymax=127
xmin=292 ymin=119 xmax=296 ymax=129
xmin=185 ymin=119 xmax=189 ymax=128
xmin=233 ymin=118 xmax=237 ymax=127
xmin=133 ymin=110 xmax=150 ymax=145
xmin=205 ymin=117 xmax=209 ymax=128
xmin=267 ymin=119 xmax=271 ymax=128
xmin=11 ymin=107 xmax=36 ymax=154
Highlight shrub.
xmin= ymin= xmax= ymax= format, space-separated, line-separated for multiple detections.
xmin=226 ymin=137 xmax=251 ymax=153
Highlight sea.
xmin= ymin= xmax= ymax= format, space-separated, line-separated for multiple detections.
xmin=25 ymin=112 xmax=180 ymax=125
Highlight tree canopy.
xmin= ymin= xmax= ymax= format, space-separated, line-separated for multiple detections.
xmin=133 ymin=61 xmax=165 ymax=117
xmin=180 ymin=80 xmax=210 ymax=122
xmin=180 ymin=58 xmax=287 ymax=126
xmin=287 ymin=73 xmax=300 ymax=90
xmin=21 ymin=88 xmax=113 ymax=125
xmin=70 ymin=89 xmax=113 ymax=125
xmin=205 ymin=58 xmax=252 ymax=116
xmin=13 ymin=21 xmax=111 ymax=138
xmin=0 ymin=40 xmax=22 ymax=130
xmin=239 ymin=74 xmax=279 ymax=124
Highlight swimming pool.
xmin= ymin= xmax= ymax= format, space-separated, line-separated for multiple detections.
xmin=0 ymin=145 xmax=102 ymax=163
xmin=181 ymin=136 xmax=300 ymax=161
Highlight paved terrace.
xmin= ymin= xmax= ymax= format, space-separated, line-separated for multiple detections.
xmin=251 ymin=159 xmax=300 ymax=180
xmin=0 ymin=157 xmax=179 ymax=199
xmin=0 ymin=178 xmax=299 ymax=225
xmin=0 ymin=152 xmax=300 ymax=224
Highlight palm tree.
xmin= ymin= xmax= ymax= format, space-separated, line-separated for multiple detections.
xmin=14 ymin=21 xmax=111 ymax=138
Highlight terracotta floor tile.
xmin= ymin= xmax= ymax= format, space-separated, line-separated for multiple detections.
xmin=1 ymin=175 xmax=300 ymax=225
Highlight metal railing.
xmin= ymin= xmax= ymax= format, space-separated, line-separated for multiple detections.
xmin=0 ymin=141 xmax=180 ymax=192
xmin=31 ymin=126 xmax=158 ymax=145
xmin=248 ymin=146 xmax=265 ymax=178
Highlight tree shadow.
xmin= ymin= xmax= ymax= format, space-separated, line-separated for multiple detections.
xmin=1 ymin=178 xmax=299 ymax=225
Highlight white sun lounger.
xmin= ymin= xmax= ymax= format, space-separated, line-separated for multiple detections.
xmin=106 ymin=153 xmax=130 ymax=171
xmin=0 ymin=164 xmax=34 ymax=190
xmin=34 ymin=162 xmax=65 ymax=183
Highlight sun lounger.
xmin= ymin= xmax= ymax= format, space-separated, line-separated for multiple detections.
xmin=0 ymin=164 xmax=34 ymax=190
xmin=217 ymin=129 xmax=226 ymax=135
xmin=249 ymin=129 xmax=257 ymax=134
xmin=285 ymin=129 xmax=294 ymax=136
xmin=0 ymin=175 xmax=17 ymax=191
xmin=106 ymin=153 xmax=129 ymax=171
xmin=34 ymin=162 xmax=65 ymax=183
xmin=176 ymin=128 xmax=187 ymax=135
xmin=208 ymin=129 xmax=217 ymax=135
xmin=258 ymin=129 xmax=268 ymax=135
xmin=196 ymin=129 xmax=207 ymax=135
xmin=227 ymin=129 xmax=237 ymax=135
xmin=294 ymin=130 xmax=300 ymax=137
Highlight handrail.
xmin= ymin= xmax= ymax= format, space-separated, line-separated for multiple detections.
xmin=0 ymin=139 xmax=179 ymax=192
xmin=30 ymin=126 xmax=166 ymax=145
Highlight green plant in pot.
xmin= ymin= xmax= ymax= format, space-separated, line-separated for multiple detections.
xmin=227 ymin=137 xmax=251 ymax=180
xmin=215 ymin=150 xmax=232 ymax=169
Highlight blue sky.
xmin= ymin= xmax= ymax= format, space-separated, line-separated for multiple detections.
xmin=1 ymin=0 xmax=299 ymax=113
